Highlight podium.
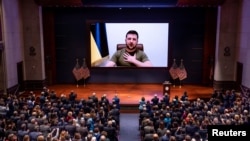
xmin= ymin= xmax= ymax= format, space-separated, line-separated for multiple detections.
xmin=163 ymin=81 xmax=171 ymax=95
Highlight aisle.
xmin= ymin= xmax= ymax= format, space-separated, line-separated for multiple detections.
xmin=119 ymin=113 xmax=141 ymax=141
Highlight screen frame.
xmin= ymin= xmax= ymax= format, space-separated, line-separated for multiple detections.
xmin=86 ymin=20 xmax=173 ymax=69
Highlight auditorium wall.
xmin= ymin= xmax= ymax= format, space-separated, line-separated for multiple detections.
xmin=43 ymin=7 xmax=217 ymax=84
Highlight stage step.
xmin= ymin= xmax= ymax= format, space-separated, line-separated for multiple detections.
xmin=120 ymin=104 xmax=139 ymax=113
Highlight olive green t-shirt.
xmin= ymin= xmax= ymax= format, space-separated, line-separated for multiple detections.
xmin=110 ymin=48 xmax=150 ymax=67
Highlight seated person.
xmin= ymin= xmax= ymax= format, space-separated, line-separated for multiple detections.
xmin=104 ymin=30 xmax=152 ymax=67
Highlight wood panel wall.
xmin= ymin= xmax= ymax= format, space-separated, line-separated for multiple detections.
xmin=42 ymin=7 xmax=217 ymax=85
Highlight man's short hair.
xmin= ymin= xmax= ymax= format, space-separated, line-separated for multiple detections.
xmin=126 ymin=30 xmax=139 ymax=38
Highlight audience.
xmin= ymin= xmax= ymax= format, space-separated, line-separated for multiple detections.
xmin=0 ymin=87 xmax=249 ymax=141
xmin=139 ymin=89 xmax=250 ymax=141
xmin=0 ymin=92 xmax=120 ymax=141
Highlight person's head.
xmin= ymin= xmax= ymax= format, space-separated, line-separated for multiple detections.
xmin=125 ymin=30 xmax=139 ymax=52
xmin=37 ymin=135 xmax=45 ymax=141
xmin=23 ymin=134 xmax=30 ymax=141
xmin=107 ymin=120 xmax=113 ymax=126
xmin=8 ymin=134 xmax=18 ymax=141
xmin=184 ymin=135 xmax=191 ymax=141
xmin=152 ymin=133 xmax=159 ymax=140
xmin=141 ymin=96 xmax=145 ymax=101
xmin=86 ymin=133 xmax=93 ymax=141
xmin=101 ymin=131 xmax=108 ymax=137
xmin=74 ymin=132 xmax=82 ymax=140
xmin=99 ymin=135 xmax=106 ymax=141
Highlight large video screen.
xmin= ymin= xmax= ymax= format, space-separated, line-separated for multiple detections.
xmin=90 ymin=23 xmax=169 ymax=67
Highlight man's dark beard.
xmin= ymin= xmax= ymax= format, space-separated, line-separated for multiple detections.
xmin=126 ymin=50 xmax=136 ymax=56
xmin=126 ymin=45 xmax=136 ymax=55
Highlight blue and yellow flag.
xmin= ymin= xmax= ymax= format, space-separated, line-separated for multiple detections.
xmin=90 ymin=23 xmax=109 ymax=67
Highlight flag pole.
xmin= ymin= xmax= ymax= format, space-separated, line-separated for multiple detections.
xmin=74 ymin=58 xmax=80 ymax=88
xmin=178 ymin=59 xmax=187 ymax=88
xmin=169 ymin=58 xmax=178 ymax=88
xmin=179 ymin=59 xmax=182 ymax=88
xmin=82 ymin=58 xmax=89 ymax=88
xmin=83 ymin=79 xmax=86 ymax=87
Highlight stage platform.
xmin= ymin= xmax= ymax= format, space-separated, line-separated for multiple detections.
xmin=20 ymin=83 xmax=214 ymax=112
xmin=44 ymin=83 xmax=213 ymax=104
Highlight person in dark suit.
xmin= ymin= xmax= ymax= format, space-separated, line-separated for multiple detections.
xmin=174 ymin=127 xmax=186 ymax=141
xmin=108 ymin=104 xmax=120 ymax=128
xmin=180 ymin=91 xmax=188 ymax=102
xmin=42 ymin=87 xmax=49 ymax=97
xmin=64 ymin=119 xmax=77 ymax=138
xmin=103 ymin=120 xmax=118 ymax=141
xmin=99 ymin=94 xmax=110 ymax=108
xmin=140 ymin=108 xmax=150 ymax=124
xmin=27 ymin=118 xmax=37 ymax=132
xmin=39 ymin=119 xmax=51 ymax=137
xmin=49 ymin=90 xmax=57 ymax=102
xmin=185 ymin=120 xmax=199 ymax=137
xmin=112 ymin=94 xmax=120 ymax=110
xmin=151 ymin=94 xmax=160 ymax=106
xmin=162 ymin=93 xmax=170 ymax=106
xmin=90 ymin=92 xmax=99 ymax=106
xmin=160 ymin=130 xmax=171 ymax=141
xmin=142 ymin=120 xmax=155 ymax=140
xmin=17 ymin=123 xmax=29 ymax=141
xmin=76 ymin=120 xmax=89 ymax=139
xmin=143 ymin=132 xmax=154 ymax=141
xmin=28 ymin=126 xmax=42 ymax=141
xmin=69 ymin=90 xmax=77 ymax=103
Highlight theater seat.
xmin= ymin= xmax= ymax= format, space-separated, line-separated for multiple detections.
xmin=117 ymin=44 xmax=144 ymax=51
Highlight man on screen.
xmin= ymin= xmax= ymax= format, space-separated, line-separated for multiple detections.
xmin=104 ymin=30 xmax=153 ymax=67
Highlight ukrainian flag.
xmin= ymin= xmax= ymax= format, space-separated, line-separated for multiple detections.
xmin=90 ymin=23 xmax=109 ymax=67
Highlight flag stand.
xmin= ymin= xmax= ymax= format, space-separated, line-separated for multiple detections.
xmin=73 ymin=58 xmax=81 ymax=88
xmin=81 ymin=58 xmax=90 ymax=88
xmin=173 ymin=79 xmax=176 ymax=87
xmin=169 ymin=58 xmax=178 ymax=88
xmin=178 ymin=59 xmax=187 ymax=88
